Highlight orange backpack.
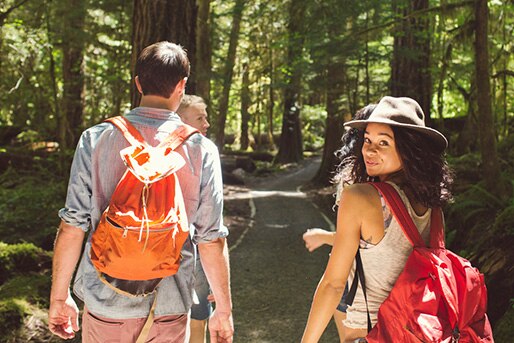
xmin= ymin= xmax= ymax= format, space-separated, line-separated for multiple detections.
xmin=90 ymin=116 xmax=198 ymax=296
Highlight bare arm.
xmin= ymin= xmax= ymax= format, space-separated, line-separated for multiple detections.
xmin=48 ymin=220 xmax=85 ymax=339
xmin=199 ymin=237 xmax=233 ymax=343
xmin=302 ymin=185 xmax=371 ymax=342
xmin=303 ymin=228 xmax=336 ymax=251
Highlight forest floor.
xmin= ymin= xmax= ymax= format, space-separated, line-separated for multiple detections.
xmin=224 ymin=156 xmax=341 ymax=342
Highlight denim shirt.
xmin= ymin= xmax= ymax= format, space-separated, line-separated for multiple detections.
xmin=59 ymin=107 xmax=228 ymax=318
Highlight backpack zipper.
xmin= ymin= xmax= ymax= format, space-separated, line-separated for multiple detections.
xmin=106 ymin=216 xmax=178 ymax=234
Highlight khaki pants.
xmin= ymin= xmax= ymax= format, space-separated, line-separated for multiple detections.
xmin=82 ymin=307 xmax=187 ymax=343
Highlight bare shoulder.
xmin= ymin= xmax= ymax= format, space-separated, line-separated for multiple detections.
xmin=341 ymin=183 xmax=380 ymax=205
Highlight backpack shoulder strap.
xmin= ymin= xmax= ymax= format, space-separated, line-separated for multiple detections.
xmin=369 ymin=182 xmax=425 ymax=247
xmin=429 ymin=207 xmax=445 ymax=249
xmin=105 ymin=116 xmax=146 ymax=147
xmin=158 ymin=124 xmax=199 ymax=150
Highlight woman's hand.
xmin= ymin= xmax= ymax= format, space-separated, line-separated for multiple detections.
xmin=303 ymin=228 xmax=335 ymax=252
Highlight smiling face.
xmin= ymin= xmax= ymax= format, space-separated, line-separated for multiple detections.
xmin=179 ymin=103 xmax=210 ymax=135
xmin=362 ymin=123 xmax=403 ymax=181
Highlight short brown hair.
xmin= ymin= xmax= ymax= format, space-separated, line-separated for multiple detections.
xmin=135 ymin=41 xmax=190 ymax=98
xmin=177 ymin=94 xmax=206 ymax=114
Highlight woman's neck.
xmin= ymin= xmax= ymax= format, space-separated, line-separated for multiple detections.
xmin=379 ymin=170 xmax=406 ymax=184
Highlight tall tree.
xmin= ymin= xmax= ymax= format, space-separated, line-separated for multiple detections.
xmin=195 ymin=0 xmax=212 ymax=106
xmin=390 ymin=0 xmax=432 ymax=120
xmin=59 ymin=0 xmax=86 ymax=149
xmin=313 ymin=61 xmax=346 ymax=185
xmin=130 ymin=0 xmax=197 ymax=107
xmin=474 ymin=0 xmax=503 ymax=196
xmin=215 ymin=0 xmax=245 ymax=149
xmin=275 ymin=0 xmax=306 ymax=164
xmin=240 ymin=62 xmax=250 ymax=150
xmin=311 ymin=1 xmax=354 ymax=185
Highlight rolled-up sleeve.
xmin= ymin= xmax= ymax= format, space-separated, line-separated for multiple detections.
xmin=193 ymin=140 xmax=229 ymax=244
xmin=58 ymin=131 xmax=93 ymax=232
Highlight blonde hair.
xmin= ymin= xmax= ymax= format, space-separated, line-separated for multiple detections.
xmin=177 ymin=94 xmax=206 ymax=115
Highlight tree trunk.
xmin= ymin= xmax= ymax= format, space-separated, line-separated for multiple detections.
xmin=313 ymin=62 xmax=346 ymax=185
xmin=275 ymin=0 xmax=306 ymax=164
xmin=240 ymin=63 xmax=250 ymax=151
xmin=391 ymin=0 xmax=432 ymax=121
xmin=215 ymin=0 xmax=245 ymax=149
xmin=450 ymin=77 xmax=478 ymax=155
xmin=364 ymin=12 xmax=370 ymax=105
xmin=437 ymin=42 xmax=453 ymax=120
xmin=131 ymin=0 xmax=197 ymax=108
xmin=60 ymin=0 xmax=86 ymax=149
xmin=267 ymin=37 xmax=275 ymax=149
xmin=474 ymin=0 xmax=504 ymax=196
xmin=195 ymin=0 xmax=211 ymax=106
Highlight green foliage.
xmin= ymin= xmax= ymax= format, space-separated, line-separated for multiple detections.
xmin=446 ymin=180 xmax=513 ymax=262
xmin=0 ymin=242 xmax=52 ymax=284
xmin=0 ymin=298 xmax=29 ymax=340
xmin=493 ymin=301 xmax=514 ymax=343
xmin=301 ymin=105 xmax=327 ymax=151
xmin=0 ymin=165 xmax=65 ymax=249
xmin=446 ymin=148 xmax=514 ymax=326
xmin=0 ymin=0 xmax=132 ymax=141
xmin=0 ymin=274 xmax=51 ymax=307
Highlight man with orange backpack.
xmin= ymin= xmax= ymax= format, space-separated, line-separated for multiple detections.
xmin=48 ymin=41 xmax=233 ymax=343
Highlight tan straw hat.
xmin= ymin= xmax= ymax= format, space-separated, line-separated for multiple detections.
xmin=344 ymin=96 xmax=448 ymax=151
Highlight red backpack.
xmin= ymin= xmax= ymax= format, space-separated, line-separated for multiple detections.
xmin=348 ymin=182 xmax=494 ymax=342
xmin=90 ymin=116 xmax=198 ymax=296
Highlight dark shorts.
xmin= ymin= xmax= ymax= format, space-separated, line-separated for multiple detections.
xmin=336 ymin=284 xmax=349 ymax=313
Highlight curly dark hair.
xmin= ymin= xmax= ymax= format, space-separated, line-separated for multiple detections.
xmin=332 ymin=104 xmax=375 ymax=187
xmin=334 ymin=109 xmax=453 ymax=207
xmin=391 ymin=128 xmax=453 ymax=207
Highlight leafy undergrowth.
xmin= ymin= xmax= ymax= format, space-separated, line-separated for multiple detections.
xmin=0 ymin=244 xmax=56 ymax=343
xmin=0 ymin=164 xmax=66 ymax=250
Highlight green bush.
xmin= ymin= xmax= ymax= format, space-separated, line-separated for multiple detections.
xmin=0 ymin=242 xmax=52 ymax=284
xmin=0 ymin=165 xmax=65 ymax=249
xmin=0 ymin=274 xmax=52 ymax=307
xmin=445 ymin=174 xmax=514 ymax=327
xmin=0 ymin=298 xmax=29 ymax=340
xmin=301 ymin=105 xmax=327 ymax=151
xmin=493 ymin=302 xmax=514 ymax=343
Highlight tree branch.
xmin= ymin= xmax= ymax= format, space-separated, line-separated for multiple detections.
xmin=492 ymin=70 xmax=514 ymax=78
xmin=353 ymin=0 xmax=475 ymax=38
xmin=0 ymin=0 xmax=32 ymax=26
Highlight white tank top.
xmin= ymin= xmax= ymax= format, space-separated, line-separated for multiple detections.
xmin=344 ymin=182 xmax=432 ymax=329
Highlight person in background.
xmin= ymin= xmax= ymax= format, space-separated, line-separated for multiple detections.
xmin=302 ymin=96 xmax=452 ymax=342
xmin=177 ymin=95 xmax=210 ymax=136
xmin=303 ymin=104 xmax=375 ymax=342
xmin=177 ymin=94 xmax=212 ymax=343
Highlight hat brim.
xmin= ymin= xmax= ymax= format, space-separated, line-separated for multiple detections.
xmin=344 ymin=118 xmax=448 ymax=151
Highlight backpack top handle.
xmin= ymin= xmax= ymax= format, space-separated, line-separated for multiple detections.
xmin=105 ymin=116 xmax=200 ymax=151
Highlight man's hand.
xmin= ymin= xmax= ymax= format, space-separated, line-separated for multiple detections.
xmin=48 ymin=294 xmax=80 ymax=339
xmin=208 ymin=310 xmax=234 ymax=343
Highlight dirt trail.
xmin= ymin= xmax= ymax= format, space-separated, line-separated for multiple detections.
xmin=227 ymin=158 xmax=340 ymax=342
